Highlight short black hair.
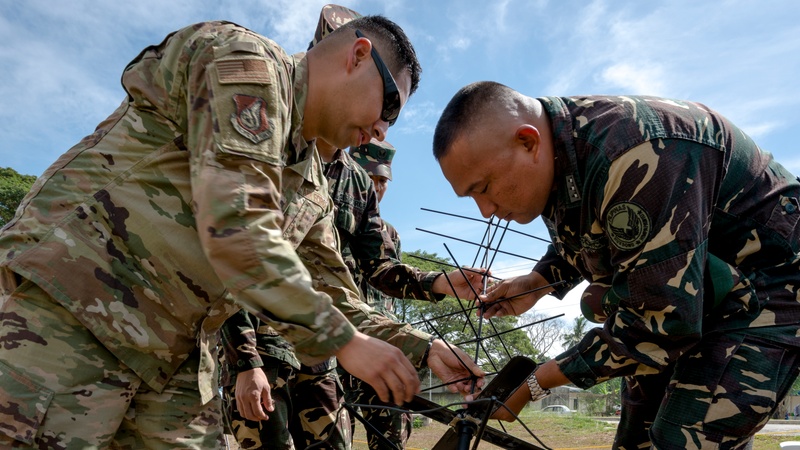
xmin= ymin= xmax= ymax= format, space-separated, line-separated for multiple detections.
xmin=433 ymin=81 xmax=512 ymax=160
xmin=335 ymin=15 xmax=421 ymax=96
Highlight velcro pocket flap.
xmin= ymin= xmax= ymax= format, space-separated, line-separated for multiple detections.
xmin=0 ymin=361 xmax=54 ymax=445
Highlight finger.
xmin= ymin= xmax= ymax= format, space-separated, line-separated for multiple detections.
xmin=235 ymin=393 xmax=254 ymax=421
xmin=481 ymin=304 xmax=501 ymax=318
xmin=371 ymin=377 xmax=391 ymax=404
xmin=240 ymin=398 xmax=257 ymax=421
xmin=247 ymin=392 xmax=269 ymax=421
xmin=385 ymin=372 xmax=407 ymax=405
xmin=262 ymin=388 xmax=275 ymax=413
xmin=390 ymin=363 xmax=420 ymax=404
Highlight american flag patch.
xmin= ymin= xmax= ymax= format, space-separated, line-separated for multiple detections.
xmin=217 ymin=59 xmax=270 ymax=84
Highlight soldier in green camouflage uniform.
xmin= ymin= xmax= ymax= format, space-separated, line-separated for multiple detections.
xmin=342 ymin=140 xmax=415 ymax=449
xmin=434 ymin=81 xmax=800 ymax=449
xmin=0 ymin=16 xmax=487 ymax=449
xmin=221 ymin=138 xmax=483 ymax=450
xmin=221 ymin=137 xmax=450 ymax=450
xmin=218 ymin=7 xmax=486 ymax=450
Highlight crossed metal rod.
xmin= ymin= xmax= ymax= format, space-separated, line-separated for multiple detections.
xmin=349 ymin=208 xmax=564 ymax=449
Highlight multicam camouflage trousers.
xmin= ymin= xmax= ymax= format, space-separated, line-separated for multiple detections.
xmin=339 ymin=368 xmax=412 ymax=450
xmin=614 ymin=329 xmax=800 ymax=450
xmin=223 ymin=356 xmax=351 ymax=450
xmin=0 ymin=276 xmax=225 ymax=449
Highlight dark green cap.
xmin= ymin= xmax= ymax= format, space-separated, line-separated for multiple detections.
xmin=349 ymin=138 xmax=396 ymax=180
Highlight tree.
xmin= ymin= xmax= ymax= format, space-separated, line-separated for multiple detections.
xmin=520 ymin=311 xmax=567 ymax=358
xmin=0 ymin=167 xmax=37 ymax=228
xmin=562 ymin=315 xmax=589 ymax=350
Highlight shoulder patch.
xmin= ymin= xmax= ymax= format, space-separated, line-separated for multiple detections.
xmin=217 ymin=59 xmax=270 ymax=84
xmin=605 ymin=202 xmax=651 ymax=250
xmin=230 ymin=94 xmax=273 ymax=144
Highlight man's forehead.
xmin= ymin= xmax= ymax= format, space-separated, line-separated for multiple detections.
xmin=440 ymin=139 xmax=483 ymax=198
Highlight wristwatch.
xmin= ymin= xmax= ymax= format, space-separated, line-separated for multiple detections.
xmin=526 ymin=369 xmax=551 ymax=402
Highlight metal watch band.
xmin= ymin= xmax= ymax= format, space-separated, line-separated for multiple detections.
xmin=526 ymin=371 xmax=551 ymax=402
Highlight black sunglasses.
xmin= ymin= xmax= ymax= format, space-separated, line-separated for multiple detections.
xmin=355 ymin=30 xmax=401 ymax=126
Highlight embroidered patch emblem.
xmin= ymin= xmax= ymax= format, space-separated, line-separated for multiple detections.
xmin=231 ymin=94 xmax=273 ymax=144
xmin=606 ymin=202 xmax=651 ymax=250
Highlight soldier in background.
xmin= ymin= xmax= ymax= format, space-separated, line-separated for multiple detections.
xmin=219 ymin=6 xmax=486 ymax=450
xmin=0 ymin=12 xmax=486 ymax=449
xmin=434 ymin=80 xmax=800 ymax=449
xmin=343 ymin=139 xmax=415 ymax=449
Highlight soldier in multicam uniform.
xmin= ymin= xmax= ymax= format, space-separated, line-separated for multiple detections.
xmin=0 ymin=13 xmax=487 ymax=449
xmin=340 ymin=139 xmax=415 ymax=449
xmin=218 ymin=7 xmax=486 ymax=450
xmin=433 ymin=81 xmax=800 ymax=449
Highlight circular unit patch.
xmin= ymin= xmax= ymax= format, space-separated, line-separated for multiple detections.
xmin=605 ymin=202 xmax=651 ymax=250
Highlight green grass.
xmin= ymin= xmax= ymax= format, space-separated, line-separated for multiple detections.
xmin=350 ymin=407 xmax=800 ymax=450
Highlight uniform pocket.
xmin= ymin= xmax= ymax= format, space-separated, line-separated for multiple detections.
xmin=0 ymin=360 xmax=54 ymax=445
xmin=657 ymin=334 xmax=785 ymax=441
xmin=701 ymin=337 xmax=785 ymax=437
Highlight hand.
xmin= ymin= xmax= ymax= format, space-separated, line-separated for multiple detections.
xmin=234 ymin=368 xmax=274 ymax=421
xmin=479 ymin=272 xmax=551 ymax=319
xmin=432 ymin=267 xmax=491 ymax=301
xmin=427 ymin=339 xmax=486 ymax=395
xmin=335 ymin=331 xmax=421 ymax=405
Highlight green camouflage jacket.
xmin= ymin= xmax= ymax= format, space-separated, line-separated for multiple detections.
xmin=222 ymin=149 xmax=437 ymax=373
xmin=535 ymin=96 xmax=800 ymax=389
xmin=0 ymin=21 xmax=428 ymax=403
xmin=356 ymin=219 xmax=403 ymax=319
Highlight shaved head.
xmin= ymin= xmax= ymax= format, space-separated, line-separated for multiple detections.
xmin=433 ymin=81 xmax=524 ymax=160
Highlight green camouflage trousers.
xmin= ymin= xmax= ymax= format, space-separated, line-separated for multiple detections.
xmin=223 ymin=357 xmax=351 ymax=450
xmin=339 ymin=368 xmax=412 ymax=450
xmin=0 ymin=277 xmax=224 ymax=449
xmin=615 ymin=329 xmax=799 ymax=449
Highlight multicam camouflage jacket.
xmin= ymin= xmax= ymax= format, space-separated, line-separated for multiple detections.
xmin=534 ymin=96 xmax=800 ymax=389
xmin=222 ymin=149 xmax=437 ymax=373
xmin=0 ymin=21 xmax=429 ymax=403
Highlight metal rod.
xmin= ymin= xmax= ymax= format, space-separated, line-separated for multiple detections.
xmin=416 ymin=227 xmax=539 ymax=263
xmin=404 ymin=254 xmax=503 ymax=281
xmin=421 ymin=207 xmax=551 ymax=243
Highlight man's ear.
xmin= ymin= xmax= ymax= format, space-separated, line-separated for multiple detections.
xmin=348 ymin=35 xmax=372 ymax=73
xmin=516 ymin=125 xmax=541 ymax=158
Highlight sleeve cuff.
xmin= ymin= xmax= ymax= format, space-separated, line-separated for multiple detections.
xmin=232 ymin=356 xmax=265 ymax=373
xmin=422 ymin=272 xmax=445 ymax=302
xmin=554 ymin=346 xmax=599 ymax=389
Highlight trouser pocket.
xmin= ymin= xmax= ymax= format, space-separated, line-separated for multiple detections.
xmin=0 ymin=360 xmax=54 ymax=445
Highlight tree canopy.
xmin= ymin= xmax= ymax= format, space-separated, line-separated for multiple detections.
xmin=399 ymin=250 xmax=540 ymax=372
xmin=0 ymin=167 xmax=36 ymax=228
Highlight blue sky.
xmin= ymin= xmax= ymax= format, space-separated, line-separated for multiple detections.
xmin=2 ymin=0 xmax=799 ymax=327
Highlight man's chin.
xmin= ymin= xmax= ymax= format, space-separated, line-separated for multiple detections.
xmin=509 ymin=213 xmax=535 ymax=225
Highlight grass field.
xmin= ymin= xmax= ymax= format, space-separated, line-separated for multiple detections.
xmin=349 ymin=408 xmax=800 ymax=450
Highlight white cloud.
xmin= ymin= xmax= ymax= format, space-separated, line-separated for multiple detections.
xmin=395 ymin=100 xmax=440 ymax=134
xmin=599 ymin=62 xmax=666 ymax=95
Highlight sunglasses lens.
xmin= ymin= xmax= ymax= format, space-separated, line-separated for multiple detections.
xmin=382 ymin=89 xmax=400 ymax=126
xmin=356 ymin=30 xmax=402 ymax=127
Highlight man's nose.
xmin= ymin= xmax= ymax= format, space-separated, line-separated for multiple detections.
xmin=475 ymin=196 xmax=497 ymax=219
xmin=371 ymin=120 xmax=389 ymax=141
